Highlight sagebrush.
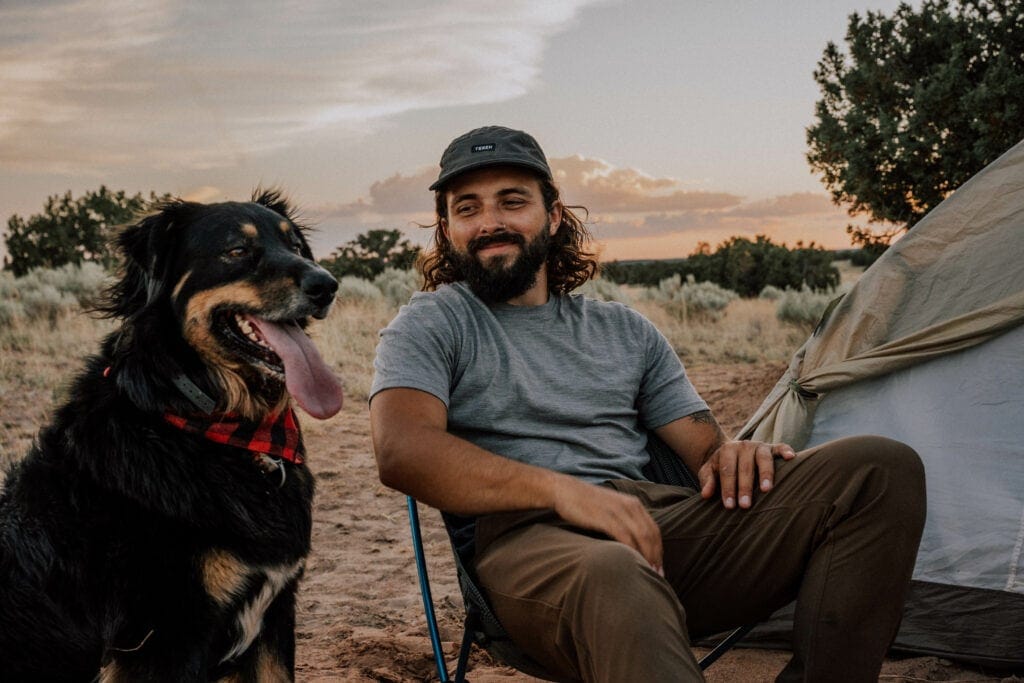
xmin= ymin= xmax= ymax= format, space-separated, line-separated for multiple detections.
xmin=2 ymin=265 xmax=822 ymax=459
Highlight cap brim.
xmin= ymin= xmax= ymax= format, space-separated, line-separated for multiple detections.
xmin=429 ymin=158 xmax=552 ymax=191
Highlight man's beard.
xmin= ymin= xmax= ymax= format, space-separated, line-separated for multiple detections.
xmin=449 ymin=225 xmax=552 ymax=304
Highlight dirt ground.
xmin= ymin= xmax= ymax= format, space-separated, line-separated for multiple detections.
xmin=290 ymin=361 xmax=1017 ymax=682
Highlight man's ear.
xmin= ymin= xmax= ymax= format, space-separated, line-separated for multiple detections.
xmin=440 ymin=217 xmax=449 ymax=239
xmin=548 ymin=201 xmax=563 ymax=235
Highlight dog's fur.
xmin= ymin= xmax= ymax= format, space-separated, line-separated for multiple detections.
xmin=0 ymin=190 xmax=341 ymax=681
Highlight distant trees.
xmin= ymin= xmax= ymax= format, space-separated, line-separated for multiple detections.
xmin=807 ymin=0 xmax=1024 ymax=251
xmin=601 ymin=236 xmax=839 ymax=298
xmin=600 ymin=259 xmax=687 ymax=287
xmin=320 ymin=229 xmax=421 ymax=280
xmin=4 ymin=187 xmax=168 ymax=276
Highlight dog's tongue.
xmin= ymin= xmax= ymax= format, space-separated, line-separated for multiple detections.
xmin=251 ymin=317 xmax=343 ymax=419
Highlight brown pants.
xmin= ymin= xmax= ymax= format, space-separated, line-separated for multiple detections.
xmin=474 ymin=436 xmax=926 ymax=683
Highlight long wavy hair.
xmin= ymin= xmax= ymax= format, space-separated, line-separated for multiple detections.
xmin=419 ymin=175 xmax=599 ymax=295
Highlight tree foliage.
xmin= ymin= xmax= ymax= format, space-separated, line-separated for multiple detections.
xmin=320 ymin=229 xmax=421 ymax=280
xmin=4 ymin=186 xmax=168 ymax=276
xmin=600 ymin=259 xmax=687 ymax=287
xmin=685 ymin=236 xmax=839 ymax=297
xmin=807 ymin=0 xmax=1024 ymax=248
xmin=602 ymin=236 xmax=839 ymax=297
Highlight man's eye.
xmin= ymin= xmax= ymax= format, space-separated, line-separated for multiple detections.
xmin=455 ymin=205 xmax=475 ymax=215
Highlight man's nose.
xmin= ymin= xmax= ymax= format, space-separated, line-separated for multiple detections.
xmin=475 ymin=205 xmax=506 ymax=234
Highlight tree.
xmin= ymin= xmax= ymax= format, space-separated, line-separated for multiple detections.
xmin=806 ymin=0 xmax=1024 ymax=249
xmin=600 ymin=236 xmax=839 ymax=297
xmin=685 ymin=235 xmax=839 ymax=298
xmin=320 ymin=229 xmax=421 ymax=280
xmin=4 ymin=187 xmax=168 ymax=276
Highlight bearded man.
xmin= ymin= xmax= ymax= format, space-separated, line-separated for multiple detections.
xmin=369 ymin=126 xmax=926 ymax=682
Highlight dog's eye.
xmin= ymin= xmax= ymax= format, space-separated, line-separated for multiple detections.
xmin=225 ymin=246 xmax=249 ymax=259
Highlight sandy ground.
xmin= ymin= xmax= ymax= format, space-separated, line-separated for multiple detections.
xmin=290 ymin=361 xmax=1019 ymax=682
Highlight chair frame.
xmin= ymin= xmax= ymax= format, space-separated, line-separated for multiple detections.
xmin=407 ymin=433 xmax=754 ymax=682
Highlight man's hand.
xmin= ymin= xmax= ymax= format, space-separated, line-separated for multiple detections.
xmin=373 ymin=388 xmax=665 ymax=571
xmin=552 ymin=475 xmax=664 ymax=576
xmin=698 ymin=440 xmax=797 ymax=509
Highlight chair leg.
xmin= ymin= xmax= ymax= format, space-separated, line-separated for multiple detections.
xmin=697 ymin=623 xmax=755 ymax=670
xmin=453 ymin=620 xmax=476 ymax=683
xmin=407 ymin=497 xmax=451 ymax=682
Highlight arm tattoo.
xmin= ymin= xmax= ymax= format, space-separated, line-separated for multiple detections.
xmin=686 ymin=410 xmax=727 ymax=463
xmin=686 ymin=409 xmax=717 ymax=425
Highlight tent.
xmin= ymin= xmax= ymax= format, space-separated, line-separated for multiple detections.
xmin=736 ymin=139 xmax=1024 ymax=668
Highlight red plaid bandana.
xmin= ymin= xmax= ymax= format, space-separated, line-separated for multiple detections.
xmin=164 ymin=408 xmax=304 ymax=464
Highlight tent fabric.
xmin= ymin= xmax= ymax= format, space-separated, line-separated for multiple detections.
xmin=736 ymin=138 xmax=1024 ymax=668
xmin=806 ymin=323 xmax=1024 ymax=591
xmin=731 ymin=580 xmax=1024 ymax=668
xmin=739 ymin=137 xmax=1024 ymax=450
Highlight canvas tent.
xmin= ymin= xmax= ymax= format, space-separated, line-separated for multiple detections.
xmin=733 ymin=138 xmax=1024 ymax=667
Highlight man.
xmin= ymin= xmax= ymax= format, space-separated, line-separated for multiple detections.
xmin=369 ymin=125 xmax=926 ymax=682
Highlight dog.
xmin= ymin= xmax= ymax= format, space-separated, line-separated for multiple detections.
xmin=0 ymin=190 xmax=343 ymax=681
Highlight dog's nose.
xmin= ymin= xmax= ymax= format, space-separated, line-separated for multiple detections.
xmin=302 ymin=268 xmax=338 ymax=309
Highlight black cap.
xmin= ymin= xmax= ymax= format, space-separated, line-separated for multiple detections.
xmin=429 ymin=125 xmax=553 ymax=192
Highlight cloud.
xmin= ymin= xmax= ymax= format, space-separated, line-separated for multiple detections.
xmin=180 ymin=185 xmax=227 ymax=203
xmin=554 ymin=155 xmax=742 ymax=212
xmin=727 ymin=192 xmax=839 ymax=218
xmin=316 ymin=167 xmax=437 ymax=219
xmin=302 ymin=155 xmax=853 ymax=259
xmin=315 ymin=154 xmax=743 ymax=218
xmin=0 ymin=0 xmax=606 ymax=173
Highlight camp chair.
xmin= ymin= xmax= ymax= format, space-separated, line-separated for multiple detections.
xmin=407 ymin=433 xmax=755 ymax=682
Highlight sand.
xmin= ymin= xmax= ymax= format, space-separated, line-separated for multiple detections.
xmin=291 ymin=361 xmax=1017 ymax=682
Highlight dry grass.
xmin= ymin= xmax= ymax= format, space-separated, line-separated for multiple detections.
xmin=311 ymin=298 xmax=398 ymax=406
xmin=635 ymin=297 xmax=810 ymax=365
xmin=0 ymin=287 xmax=813 ymax=462
xmin=314 ymin=294 xmax=811 ymax=402
xmin=1 ymin=312 xmax=116 ymax=467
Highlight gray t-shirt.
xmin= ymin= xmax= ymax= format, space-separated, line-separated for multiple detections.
xmin=370 ymin=282 xmax=708 ymax=483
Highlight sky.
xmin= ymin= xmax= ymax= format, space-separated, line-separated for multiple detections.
xmin=0 ymin=0 xmax=912 ymax=264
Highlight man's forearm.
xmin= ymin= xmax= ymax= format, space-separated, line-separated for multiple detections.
xmin=377 ymin=425 xmax=568 ymax=514
xmin=654 ymin=409 xmax=727 ymax=477
xmin=686 ymin=409 xmax=727 ymax=467
xmin=370 ymin=388 xmax=572 ymax=515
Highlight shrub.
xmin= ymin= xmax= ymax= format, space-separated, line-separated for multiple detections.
xmin=759 ymin=285 xmax=784 ymax=301
xmin=0 ymin=299 xmax=26 ymax=325
xmin=577 ymin=277 xmax=632 ymax=304
xmin=644 ymin=274 xmax=738 ymax=320
xmin=20 ymin=284 xmax=79 ymax=323
xmin=336 ymin=276 xmax=384 ymax=303
xmin=776 ymin=286 xmax=842 ymax=327
xmin=0 ymin=263 xmax=110 ymax=325
xmin=372 ymin=268 xmax=421 ymax=307
xmin=0 ymin=271 xmax=18 ymax=300
xmin=19 ymin=263 xmax=109 ymax=306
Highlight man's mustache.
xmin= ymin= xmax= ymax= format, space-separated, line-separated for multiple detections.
xmin=468 ymin=231 xmax=525 ymax=254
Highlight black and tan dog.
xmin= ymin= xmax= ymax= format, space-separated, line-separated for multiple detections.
xmin=0 ymin=190 xmax=343 ymax=681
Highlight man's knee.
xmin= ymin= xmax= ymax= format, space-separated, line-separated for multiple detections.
xmin=567 ymin=541 xmax=681 ymax=617
xmin=566 ymin=541 xmax=690 ymax=650
xmin=569 ymin=540 xmax=651 ymax=594
xmin=809 ymin=435 xmax=926 ymax=531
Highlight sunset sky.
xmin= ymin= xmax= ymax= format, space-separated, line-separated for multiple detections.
xmin=1 ymin=0 xmax=911 ymax=263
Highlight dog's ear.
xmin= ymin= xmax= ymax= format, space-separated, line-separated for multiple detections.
xmin=96 ymin=200 xmax=187 ymax=320
xmin=252 ymin=186 xmax=315 ymax=258
xmin=252 ymin=186 xmax=293 ymax=221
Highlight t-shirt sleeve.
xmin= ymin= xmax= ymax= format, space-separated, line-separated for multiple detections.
xmin=369 ymin=294 xmax=457 ymax=407
xmin=635 ymin=316 xmax=708 ymax=429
